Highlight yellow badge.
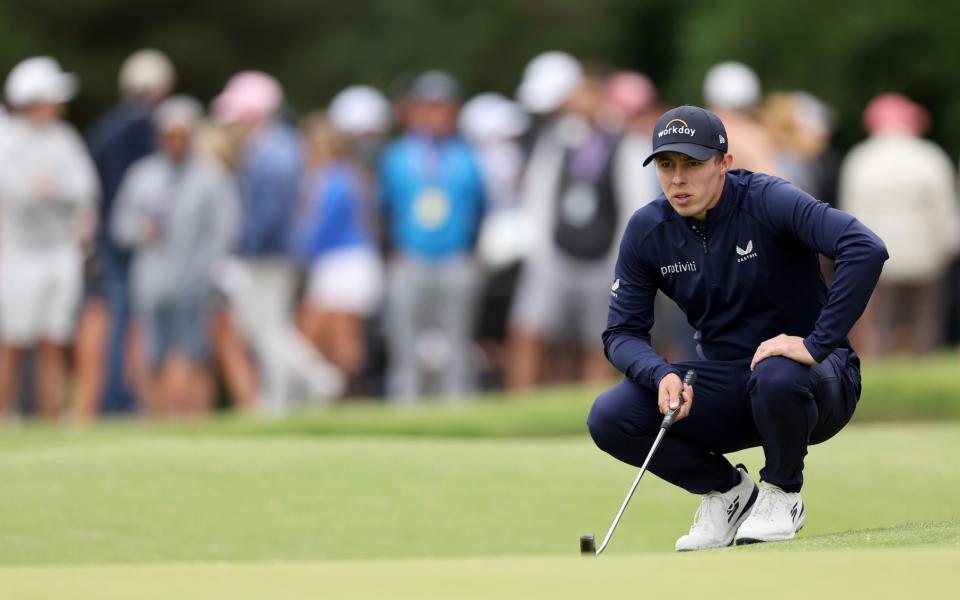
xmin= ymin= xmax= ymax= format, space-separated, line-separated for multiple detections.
xmin=413 ymin=187 xmax=451 ymax=230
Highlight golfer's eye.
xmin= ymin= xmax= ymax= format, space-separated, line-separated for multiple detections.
xmin=658 ymin=161 xmax=673 ymax=169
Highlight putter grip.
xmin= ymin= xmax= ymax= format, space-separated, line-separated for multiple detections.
xmin=661 ymin=369 xmax=698 ymax=430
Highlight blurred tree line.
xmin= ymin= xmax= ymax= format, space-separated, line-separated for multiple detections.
xmin=0 ymin=0 xmax=957 ymax=155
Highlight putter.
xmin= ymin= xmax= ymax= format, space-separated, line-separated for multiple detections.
xmin=581 ymin=369 xmax=698 ymax=556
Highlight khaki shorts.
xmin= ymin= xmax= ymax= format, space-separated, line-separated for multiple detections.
xmin=509 ymin=249 xmax=613 ymax=345
xmin=0 ymin=246 xmax=83 ymax=345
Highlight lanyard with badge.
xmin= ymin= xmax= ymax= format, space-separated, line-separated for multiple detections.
xmin=412 ymin=138 xmax=452 ymax=232
xmin=559 ymin=118 xmax=614 ymax=229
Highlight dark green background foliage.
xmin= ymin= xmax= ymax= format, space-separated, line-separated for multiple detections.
xmin=0 ymin=0 xmax=956 ymax=153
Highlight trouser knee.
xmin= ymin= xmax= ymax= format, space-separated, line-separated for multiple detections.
xmin=587 ymin=389 xmax=627 ymax=454
xmin=750 ymin=357 xmax=810 ymax=410
xmin=587 ymin=385 xmax=655 ymax=455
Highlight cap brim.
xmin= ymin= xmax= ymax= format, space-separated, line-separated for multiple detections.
xmin=642 ymin=143 xmax=718 ymax=166
xmin=57 ymin=73 xmax=79 ymax=103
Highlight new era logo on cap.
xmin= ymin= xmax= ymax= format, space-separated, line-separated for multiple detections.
xmin=643 ymin=105 xmax=729 ymax=166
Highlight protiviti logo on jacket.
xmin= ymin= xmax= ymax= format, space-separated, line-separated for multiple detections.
xmin=657 ymin=118 xmax=696 ymax=139
xmin=660 ymin=260 xmax=698 ymax=276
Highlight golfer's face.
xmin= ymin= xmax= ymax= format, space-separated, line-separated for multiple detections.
xmin=655 ymin=151 xmax=730 ymax=221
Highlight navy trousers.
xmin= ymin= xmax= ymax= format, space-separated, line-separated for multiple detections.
xmin=587 ymin=349 xmax=861 ymax=494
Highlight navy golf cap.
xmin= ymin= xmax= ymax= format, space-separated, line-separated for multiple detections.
xmin=409 ymin=70 xmax=461 ymax=102
xmin=643 ymin=105 xmax=728 ymax=166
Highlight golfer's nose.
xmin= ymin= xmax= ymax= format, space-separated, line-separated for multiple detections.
xmin=672 ymin=165 xmax=687 ymax=184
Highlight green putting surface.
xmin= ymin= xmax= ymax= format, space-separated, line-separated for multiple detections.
xmin=0 ymin=423 xmax=957 ymax=565
xmin=1 ymin=370 xmax=959 ymax=598
xmin=1 ymin=546 xmax=958 ymax=600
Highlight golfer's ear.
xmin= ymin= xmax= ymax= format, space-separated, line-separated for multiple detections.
xmin=720 ymin=153 xmax=734 ymax=172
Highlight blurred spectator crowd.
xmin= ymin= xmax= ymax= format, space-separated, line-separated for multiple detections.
xmin=0 ymin=49 xmax=958 ymax=422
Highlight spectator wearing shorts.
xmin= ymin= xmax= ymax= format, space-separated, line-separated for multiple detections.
xmin=507 ymin=68 xmax=621 ymax=389
xmin=211 ymin=72 xmax=344 ymax=414
xmin=0 ymin=57 xmax=99 ymax=420
xmin=111 ymin=96 xmax=240 ymax=416
xmin=294 ymin=112 xmax=383 ymax=384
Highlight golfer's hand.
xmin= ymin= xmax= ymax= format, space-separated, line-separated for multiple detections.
xmin=750 ymin=334 xmax=815 ymax=370
xmin=658 ymin=373 xmax=694 ymax=422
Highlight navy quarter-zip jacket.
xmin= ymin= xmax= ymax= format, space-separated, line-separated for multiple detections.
xmin=604 ymin=169 xmax=888 ymax=391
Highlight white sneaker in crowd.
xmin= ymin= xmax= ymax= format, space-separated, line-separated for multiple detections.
xmin=735 ymin=481 xmax=806 ymax=545
xmin=675 ymin=465 xmax=759 ymax=552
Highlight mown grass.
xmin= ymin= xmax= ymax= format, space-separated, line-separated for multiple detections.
xmin=0 ymin=422 xmax=957 ymax=565
xmin=2 ymin=545 xmax=958 ymax=600
xmin=3 ymin=355 xmax=956 ymax=443
xmin=208 ymin=353 xmax=960 ymax=438
xmin=0 ymin=360 xmax=957 ymax=598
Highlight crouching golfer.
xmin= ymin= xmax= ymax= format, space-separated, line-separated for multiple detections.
xmin=588 ymin=105 xmax=887 ymax=550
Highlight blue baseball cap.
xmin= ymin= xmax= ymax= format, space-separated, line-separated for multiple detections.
xmin=643 ymin=105 xmax=728 ymax=166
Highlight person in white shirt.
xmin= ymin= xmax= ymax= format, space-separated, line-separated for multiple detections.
xmin=840 ymin=93 xmax=960 ymax=356
xmin=0 ymin=57 xmax=99 ymax=420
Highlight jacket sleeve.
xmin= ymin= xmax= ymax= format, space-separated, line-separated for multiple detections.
xmin=208 ymin=166 xmax=242 ymax=258
xmin=110 ymin=161 xmax=150 ymax=249
xmin=760 ymin=178 xmax=888 ymax=361
xmin=57 ymin=126 xmax=100 ymax=212
xmin=247 ymin=154 xmax=301 ymax=253
xmin=602 ymin=216 xmax=681 ymax=390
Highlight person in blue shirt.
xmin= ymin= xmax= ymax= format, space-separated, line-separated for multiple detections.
xmin=587 ymin=105 xmax=887 ymax=550
xmin=379 ymin=71 xmax=486 ymax=401
xmin=293 ymin=112 xmax=383 ymax=383
xmin=211 ymin=71 xmax=343 ymax=414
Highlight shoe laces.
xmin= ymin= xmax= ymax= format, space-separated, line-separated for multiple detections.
xmin=689 ymin=491 xmax=727 ymax=535
xmin=751 ymin=482 xmax=788 ymax=522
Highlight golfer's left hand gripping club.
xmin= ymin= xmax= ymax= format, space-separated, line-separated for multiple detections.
xmin=580 ymin=369 xmax=698 ymax=557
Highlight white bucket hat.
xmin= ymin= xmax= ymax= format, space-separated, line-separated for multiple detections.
xmin=516 ymin=51 xmax=583 ymax=115
xmin=5 ymin=56 xmax=78 ymax=108
xmin=459 ymin=92 xmax=530 ymax=143
xmin=328 ymin=85 xmax=390 ymax=136
xmin=119 ymin=49 xmax=175 ymax=98
xmin=703 ymin=61 xmax=761 ymax=110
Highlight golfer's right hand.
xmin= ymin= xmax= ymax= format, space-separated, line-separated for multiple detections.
xmin=658 ymin=373 xmax=694 ymax=422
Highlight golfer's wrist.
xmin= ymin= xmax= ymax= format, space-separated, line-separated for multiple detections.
xmin=652 ymin=365 xmax=681 ymax=390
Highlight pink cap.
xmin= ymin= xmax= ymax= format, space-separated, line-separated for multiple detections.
xmin=863 ymin=93 xmax=930 ymax=136
xmin=211 ymin=71 xmax=283 ymax=124
xmin=605 ymin=71 xmax=656 ymax=119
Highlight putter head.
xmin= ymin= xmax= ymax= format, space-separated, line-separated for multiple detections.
xmin=580 ymin=533 xmax=596 ymax=556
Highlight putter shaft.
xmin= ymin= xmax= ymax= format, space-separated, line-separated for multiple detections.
xmin=592 ymin=369 xmax=697 ymax=556
xmin=594 ymin=424 xmax=669 ymax=555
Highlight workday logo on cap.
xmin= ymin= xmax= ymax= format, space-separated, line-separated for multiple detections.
xmin=658 ymin=118 xmax=696 ymax=139
xmin=643 ymin=105 xmax=729 ymax=166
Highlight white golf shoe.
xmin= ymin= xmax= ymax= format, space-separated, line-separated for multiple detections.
xmin=735 ymin=481 xmax=806 ymax=545
xmin=675 ymin=465 xmax=759 ymax=552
